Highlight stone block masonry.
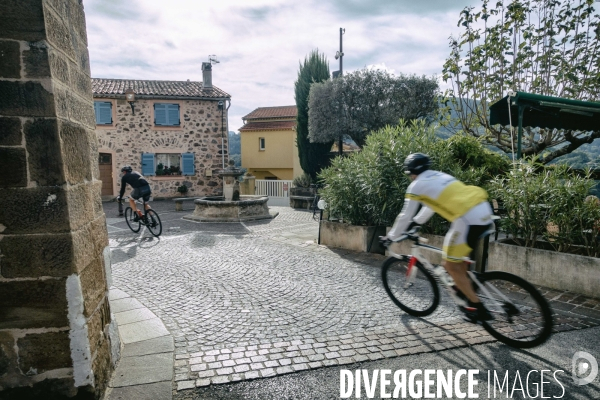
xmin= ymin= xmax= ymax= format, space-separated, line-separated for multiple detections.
xmin=0 ymin=0 xmax=117 ymax=398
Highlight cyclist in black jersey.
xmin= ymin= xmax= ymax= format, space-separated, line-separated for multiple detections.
xmin=117 ymin=165 xmax=152 ymax=220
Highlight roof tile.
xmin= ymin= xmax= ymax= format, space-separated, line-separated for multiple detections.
xmin=242 ymin=106 xmax=297 ymax=120
xmin=91 ymin=78 xmax=230 ymax=99
xmin=239 ymin=121 xmax=296 ymax=132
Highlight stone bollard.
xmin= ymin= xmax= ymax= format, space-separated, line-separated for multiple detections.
xmin=175 ymin=200 xmax=184 ymax=212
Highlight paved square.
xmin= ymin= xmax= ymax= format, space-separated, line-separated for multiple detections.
xmin=105 ymin=202 xmax=599 ymax=389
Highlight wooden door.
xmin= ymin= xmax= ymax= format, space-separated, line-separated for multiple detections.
xmin=98 ymin=153 xmax=113 ymax=196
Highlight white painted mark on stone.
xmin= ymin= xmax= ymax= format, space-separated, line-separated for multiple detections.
xmin=0 ymin=223 xmax=6 ymax=233
xmin=43 ymin=194 xmax=57 ymax=207
xmin=66 ymin=274 xmax=94 ymax=387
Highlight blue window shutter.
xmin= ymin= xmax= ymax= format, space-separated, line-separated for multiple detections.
xmin=94 ymin=101 xmax=112 ymax=124
xmin=167 ymin=104 xmax=180 ymax=125
xmin=94 ymin=102 xmax=100 ymax=124
xmin=141 ymin=153 xmax=155 ymax=176
xmin=155 ymin=104 xmax=167 ymax=125
xmin=181 ymin=153 xmax=195 ymax=175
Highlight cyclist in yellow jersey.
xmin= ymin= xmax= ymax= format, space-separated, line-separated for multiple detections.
xmin=383 ymin=153 xmax=494 ymax=321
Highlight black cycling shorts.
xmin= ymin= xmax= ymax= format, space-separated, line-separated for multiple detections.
xmin=131 ymin=184 xmax=151 ymax=201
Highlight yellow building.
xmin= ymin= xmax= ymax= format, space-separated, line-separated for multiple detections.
xmin=239 ymin=106 xmax=302 ymax=180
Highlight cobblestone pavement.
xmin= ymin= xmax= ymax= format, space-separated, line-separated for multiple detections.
xmin=104 ymin=201 xmax=600 ymax=393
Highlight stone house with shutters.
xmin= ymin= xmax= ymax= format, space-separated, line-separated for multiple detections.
xmin=92 ymin=63 xmax=231 ymax=198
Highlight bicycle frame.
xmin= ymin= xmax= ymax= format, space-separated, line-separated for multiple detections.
xmin=386 ymin=232 xmax=514 ymax=311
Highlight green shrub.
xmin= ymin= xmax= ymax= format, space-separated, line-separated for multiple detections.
xmin=292 ymin=173 xmax=313 ymax=188
xmin=489 ymin=161 xmax=600 ymax=256
xmin=444 ymin=134 xmax=510 ymax=178
xmin=318 ymin=120 xmax=496 ymax=229
xmin=177 ymin=185 xmax=188 ymax=194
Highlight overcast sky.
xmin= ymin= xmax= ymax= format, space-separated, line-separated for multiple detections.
xmin=84 ymin=0 xmax=475 ymax=132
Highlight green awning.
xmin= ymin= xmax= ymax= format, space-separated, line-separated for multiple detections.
xmin=489 ymin=91 xmax=600 ymax=132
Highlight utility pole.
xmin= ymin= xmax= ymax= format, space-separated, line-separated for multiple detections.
xmin=334 ymin=27 xmax=345 ymax=156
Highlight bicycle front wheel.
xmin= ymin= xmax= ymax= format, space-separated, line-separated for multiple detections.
xmin=475 ymin=271 xmax=553 ymax=348
xmin=145 ymin=209 xmax=162 ymax=237
xmin=382 ymin=256 xmax=440 ymax=317
xmin=124 ymin=207 xmax=141 ymax=233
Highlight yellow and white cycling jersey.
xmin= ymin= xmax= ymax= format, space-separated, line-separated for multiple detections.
xmin=387 ymin=170 xmax=491 ymax=250
xmin=405 ymin=170 xmax=487 ymax=222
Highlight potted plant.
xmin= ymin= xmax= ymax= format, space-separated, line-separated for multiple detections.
xmin=177 ymin=184 xmax=188 ymax=195
xmin=290 ymin=173 xmax=315 ymax=208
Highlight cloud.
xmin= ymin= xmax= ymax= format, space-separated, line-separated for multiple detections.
xmin=84 ymin=0 xmax=473 ymax=131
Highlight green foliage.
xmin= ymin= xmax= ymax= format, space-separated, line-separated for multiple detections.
xmin=228 ymin=131 xmax=240 ymax=156
xmin=177 ymin=184 xmax=188 ymax=194
xmin=295 ymin=50 xmax=333 ymax=180
xmin=489 ymin=161 xmax=600 ymax=256
xmin=444 ymin=134 xmax=511 ymax=178
xmin=443 ymin=0 xmax=600 ymax=163
xmin=318 ymin=120 xmax=497 ymax=229
xmin=308 ymin=69 xmax=440 ymax=148
xmin=292 ymin=173 xmax=313 ymax=188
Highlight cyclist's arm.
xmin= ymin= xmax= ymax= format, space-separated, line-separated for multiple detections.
xmin=119 ymin=175 xmax=127 ymax=199
xmin=387 ymin=198 xmax=421 ymax=240
xmin=414 ymin=205 xmax=434 ymax=225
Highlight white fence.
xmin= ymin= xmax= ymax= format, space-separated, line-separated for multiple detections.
xmin=255 ymin=179 xmax=294 ymax=206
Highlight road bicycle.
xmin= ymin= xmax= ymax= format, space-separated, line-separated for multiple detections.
xmin=117 ymin=197 xmax=162 ymax=237
xmin=380 ymin=226 xmax=553 ymax=349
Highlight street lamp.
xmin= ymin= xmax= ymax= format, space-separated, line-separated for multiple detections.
xmin=334 ymin=27 xmax=345 ymax=156
xmin=125 ymin=87 xmax=136 ymax=115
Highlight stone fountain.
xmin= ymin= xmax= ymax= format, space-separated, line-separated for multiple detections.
xmin=183 ymin=160 xmax=277 ymax=222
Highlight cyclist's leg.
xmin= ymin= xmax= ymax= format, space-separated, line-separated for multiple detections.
xmin=141 ymin=185 xmax=152 ymax=211
xmin=442 ymin=218 xmax=479 ymax=303
xmin=130 ymin=189 xmax=142 ymax=215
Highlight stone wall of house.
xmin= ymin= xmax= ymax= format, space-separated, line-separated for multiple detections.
xmin=96 ymin=98 xmax=229 ymax=198
xmin=0 ymin=0 xmax=117 ymax=398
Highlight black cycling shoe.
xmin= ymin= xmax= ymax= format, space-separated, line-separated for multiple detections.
xmin=461 ymin=301 xmax=494 ymax=322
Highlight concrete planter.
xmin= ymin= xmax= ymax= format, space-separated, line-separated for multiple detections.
xmin=488 ymin=240 xmax=600 ymax=299
xmin=289 ymin=187 xmax=315 ymax=209
xmin=319 ymin=221 xmax=386 ymax=254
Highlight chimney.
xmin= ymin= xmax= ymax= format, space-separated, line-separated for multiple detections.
xmin=202 ymin=62 xmax=212 ymax=89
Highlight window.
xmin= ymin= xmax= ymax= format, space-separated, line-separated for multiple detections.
xmin=94 ymin=101 xmax=112 ymax=125
xmin=259 ymin=137 xmax=265 ymax=150
xmin=154 ymin=103 xmax=180 ymax=126
xmin=141 ymin=153 xmax=195 ymax=176
xmin=156 ymin=154 xmax=181 ymax=175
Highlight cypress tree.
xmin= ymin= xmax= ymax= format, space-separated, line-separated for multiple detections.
xmin=294 ymin=50 xmax=333 ymax=180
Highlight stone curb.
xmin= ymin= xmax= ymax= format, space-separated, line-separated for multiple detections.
xmin=103 ymin=288 xmax=174 ymax=400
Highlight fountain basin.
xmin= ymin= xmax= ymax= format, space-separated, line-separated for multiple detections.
xmin=182 ymin=195 xmax=278 ymax=222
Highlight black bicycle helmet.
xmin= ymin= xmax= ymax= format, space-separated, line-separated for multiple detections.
xmin=121 ymin=165 xmax=132 ymax=173
xmin=403 ymin=153 xmax=431 ymax=175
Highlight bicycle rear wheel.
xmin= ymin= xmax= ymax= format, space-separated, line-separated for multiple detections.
xmin=474 ymin=271 xmax=553 ymax=348
xmin=145 ymin=209 xmax=162 ymax=237
xmin=124 ymin=207 xmax=141 ymax=233
xmin=382 ymin=256 xmax=440 ymax=317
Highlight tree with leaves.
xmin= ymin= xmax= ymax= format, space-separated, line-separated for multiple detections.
xmin=308 ymin=69 xmax=439 ymax=148
xmin=443 ymin=0 xmax=600 ymax=163
xmin=295 ymin=50 xmax=333 ymax=180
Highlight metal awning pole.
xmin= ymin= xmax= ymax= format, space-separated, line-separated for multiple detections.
xmin=517 ymin=105 xmax=524 ymax=159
